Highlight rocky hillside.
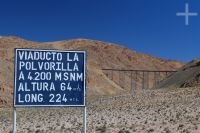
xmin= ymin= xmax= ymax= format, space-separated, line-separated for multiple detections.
xmin=155 ymin=58 xmax=200 ymax=89
xmin=0 ymin=36 xmax=184 ymax=106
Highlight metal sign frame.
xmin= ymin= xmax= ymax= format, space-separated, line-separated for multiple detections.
xmin=14 ymin=48 xmax=86 ymax=107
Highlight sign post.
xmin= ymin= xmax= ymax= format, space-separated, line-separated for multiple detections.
xmin=83 ymin=106 xmax=87 ymax=133
xmin=13 ymin=49 xmax=86 ymax=132
xmin=12 ymin=107 xmax=16 ymax=133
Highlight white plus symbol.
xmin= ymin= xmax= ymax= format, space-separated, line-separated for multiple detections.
xmin=176 ymin=3 xmax=198 ymax=25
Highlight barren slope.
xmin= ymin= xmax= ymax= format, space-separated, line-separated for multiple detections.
xmin=155 ymin=58 xmax=200 ymax=89
xmin=0 ymin=36 xmax=184 ymax=106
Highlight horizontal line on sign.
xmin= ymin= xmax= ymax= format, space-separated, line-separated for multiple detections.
xmin=15 ymin=48 xmax=86 ymax=53
xmin=14 ymin=104 xmax=86 ymax=108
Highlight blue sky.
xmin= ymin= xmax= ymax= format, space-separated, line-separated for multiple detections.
xmin=0 ymin=0 xmax=199 ymax=62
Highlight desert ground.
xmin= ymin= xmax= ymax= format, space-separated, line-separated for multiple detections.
xmin=1 ymin=87 xmax=200 ymax=133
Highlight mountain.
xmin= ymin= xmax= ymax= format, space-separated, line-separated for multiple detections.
xmin=0 ymin=36 xmax=184 ymax=106
xmin=155 ymin=58 xmax=200 ymax=89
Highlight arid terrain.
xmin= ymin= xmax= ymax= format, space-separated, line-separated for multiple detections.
xmin=0 ymin=36 xmax=183 ymax=106
xmin=1 ymin=87 xmax=200 ymax=133
xmin=2 ymin=36 xmax=200 ymax=133
xmin=156 ymin=58 xmax=200 ymax=89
